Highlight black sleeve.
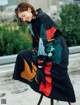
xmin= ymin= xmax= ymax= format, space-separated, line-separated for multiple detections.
xmin=31 ymin=35 xmax=38 ymax=48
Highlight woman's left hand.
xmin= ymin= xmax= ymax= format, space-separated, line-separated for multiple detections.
xmin=38 ymin=65 xmax=43 ymax=68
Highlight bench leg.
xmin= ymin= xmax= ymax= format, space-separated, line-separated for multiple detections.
xmin=51 ymin=99 xmax=54 ymax=105
xmin=37 ymin=95 xmax=43 ymax=105
xmin=68 ymin=102 xmax=71 ymax=105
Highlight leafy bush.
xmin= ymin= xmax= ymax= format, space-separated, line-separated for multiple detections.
xmin=57 ymin=4 xmax=80 ymax=46
xmin=0 ymin=23 xmax=32 ymax=56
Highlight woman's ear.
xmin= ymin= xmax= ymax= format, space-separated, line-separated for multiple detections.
xmin=28 ymin=7 xmax=31 ymax=12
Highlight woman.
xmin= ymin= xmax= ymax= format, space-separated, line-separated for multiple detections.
xmin=12 ymin=2 xmax=76 ymax=105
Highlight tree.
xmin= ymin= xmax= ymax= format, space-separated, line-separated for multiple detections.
xmin=59 ymin=3 xmax=80 ymax=46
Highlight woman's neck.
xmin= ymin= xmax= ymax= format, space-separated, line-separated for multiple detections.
xmin=32 ymin=11 xmax=38 ymax=20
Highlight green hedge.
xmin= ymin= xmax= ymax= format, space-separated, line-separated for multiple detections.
xmin=0 ymin=23 xmax=32 ymax=56
xmin=58 ymin=3 xmax=80 ymax=46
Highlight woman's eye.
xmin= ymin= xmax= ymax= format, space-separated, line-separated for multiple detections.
xmin=22 ymin=14 xmax=25 ymax=17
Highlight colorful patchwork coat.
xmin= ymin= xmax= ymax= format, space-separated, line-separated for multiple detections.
xmin=12 ymin=8 xmax=76 ymax=102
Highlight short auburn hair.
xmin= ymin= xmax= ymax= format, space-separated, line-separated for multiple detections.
xmin=15 ymin=2 xmax=36 ymax=25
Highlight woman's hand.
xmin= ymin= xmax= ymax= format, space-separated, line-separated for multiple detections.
xmin=38 ymin=65 xmax=43 ymax=68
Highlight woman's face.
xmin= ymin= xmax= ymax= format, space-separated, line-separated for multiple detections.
xmin=18 ymin=8 xmax=34 ymax=22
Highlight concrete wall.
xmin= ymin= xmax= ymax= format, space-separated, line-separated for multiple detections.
xmin=7 ymin=0 xmax=28 ymax=5
xmin=0 ymin=0 xmax=58 ymax=12
xmin=51 ymin=0 xmax=59 ymax=5
xmin=8 ymin=0 xmax=59 ymax=12
xmin=28 ymin=0 xmax=51 ymax=12
xmin=0 ymin=0 xmax=28 ymax=11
